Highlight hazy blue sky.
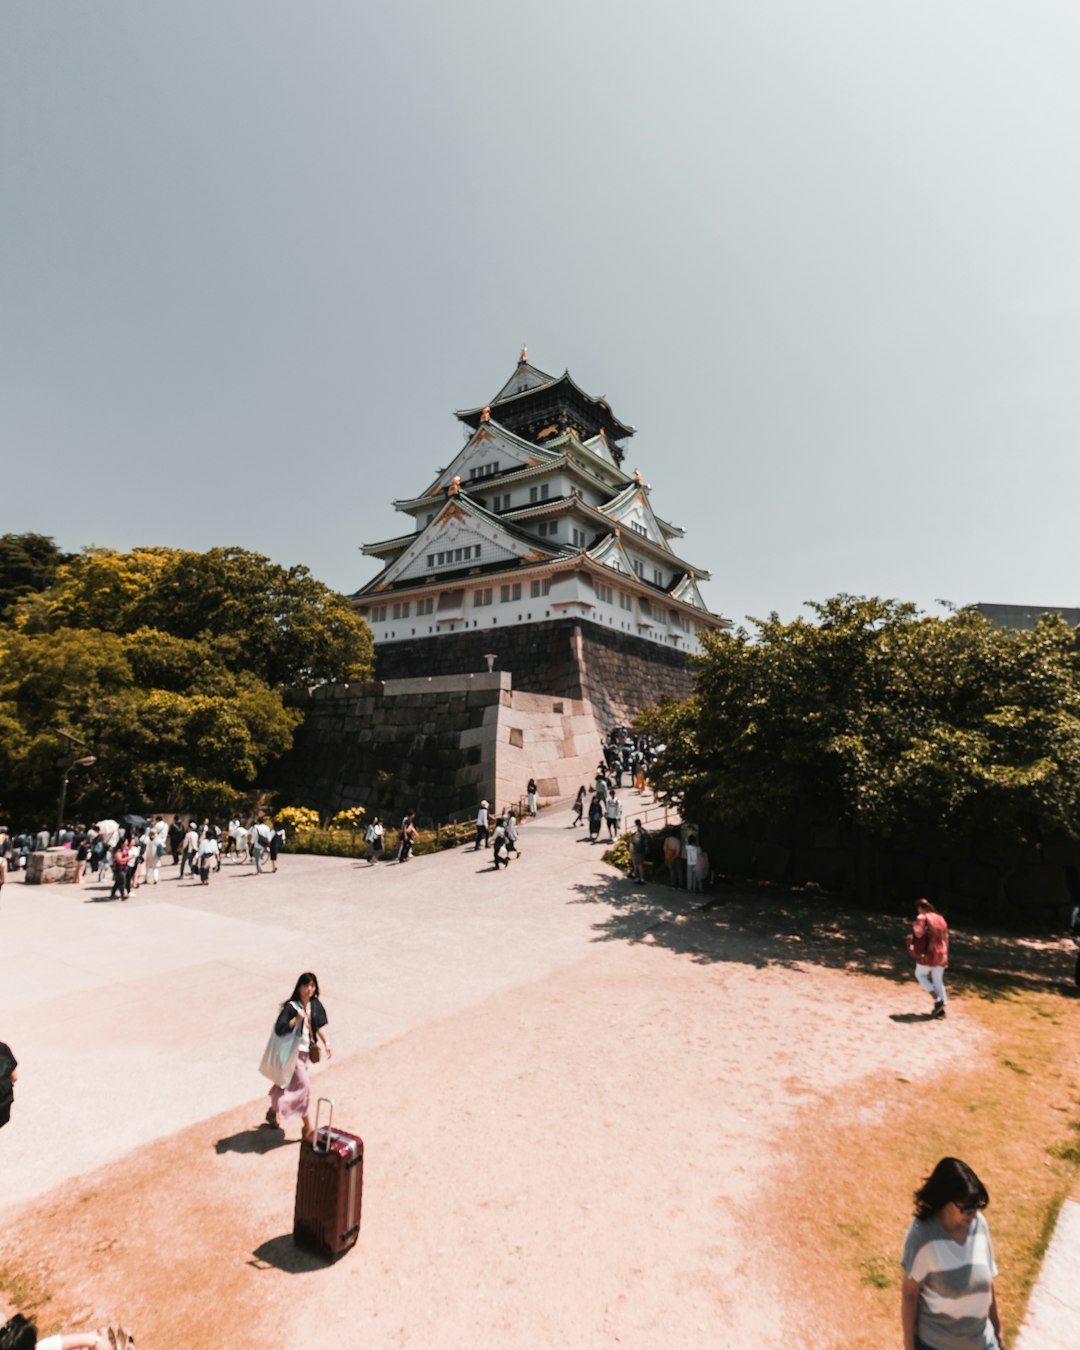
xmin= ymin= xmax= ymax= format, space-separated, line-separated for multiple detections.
xmin=3 ymin=2 xmax=1078 ymax=627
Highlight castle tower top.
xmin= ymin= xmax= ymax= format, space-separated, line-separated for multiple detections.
xmin=455 ymin=357 xmax=635 ymax=465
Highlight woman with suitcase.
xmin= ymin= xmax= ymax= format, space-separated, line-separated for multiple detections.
xmin=265 ymin=973 xmax=332 ymax=1136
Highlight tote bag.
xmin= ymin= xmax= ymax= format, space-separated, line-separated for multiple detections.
xmin=258 ymin=1019 xmax=302 ymax=1087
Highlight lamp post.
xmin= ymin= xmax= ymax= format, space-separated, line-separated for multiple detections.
xmin=56 ymin=755 xmax=96 ymax=840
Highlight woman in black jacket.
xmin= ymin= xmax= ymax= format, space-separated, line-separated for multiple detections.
xmin=264 ymin=972 xmax=332 ymax=1136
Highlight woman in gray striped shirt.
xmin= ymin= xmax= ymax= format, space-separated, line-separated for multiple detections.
xmin=901 ymin=1157 xmax=1005 ymax=1350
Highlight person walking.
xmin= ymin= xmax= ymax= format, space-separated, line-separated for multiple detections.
xmin=109 ymin=837 xmax=131 ymax=900
xmin=268 ymin=819 xmax=283 ymax=873
xmin=474 ymin=800 xmax=490 ymax=851
xmin=907 ymin=897 xmax=949 ymax=1018
xmin=901 ymin=1157 xmax=1005 ymax=1350
xmin=629 ymin=819 xmax=648 ymax=882
xmin=572 ymin=786 xmax=586 ymax=827
xmin=179 ymin=820 xmax=199 ymax=880
xmin=251 ymin=819 xmax=271 ymax=873
xmin=147 ymin=816 xmax=168 ymax=885
xmin=505 ymin=809 xmax=521 ymax=858
xmin=365 ymin=816 xmax=384 ymax=865
xmin=398 ymin=811 xmax=417 ymax=862
xmin=587 ymin=793 xmax=603 ymax=843
xmin=604 ymin=791 xmax=622 ymax=841
xmin=197 ymin=830 xmax=220 ymax=885
xmin=526 ymin=778 xmax=538 ymax=817
xmin=264 ymin=972 xmax=331 ymax=1136
xmin=491 ymin=817 xmax=511 ymax=869
xmin=167 ymin=816 xmax=184 ymax=866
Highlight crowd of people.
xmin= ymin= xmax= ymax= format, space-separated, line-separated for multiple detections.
xmin=0 ymin=815 xmax=286 ymax=899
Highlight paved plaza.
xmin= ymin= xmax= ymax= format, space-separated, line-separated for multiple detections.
xmin=1 ymin=806 xmax=1077 ymax=1348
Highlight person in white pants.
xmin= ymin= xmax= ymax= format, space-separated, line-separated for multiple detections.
xmin=907 ymin=897 xmax=949 ymax=1018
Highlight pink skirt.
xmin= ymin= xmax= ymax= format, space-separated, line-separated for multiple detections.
xmin=269 ymin=1050 xmax=310 ymax=1120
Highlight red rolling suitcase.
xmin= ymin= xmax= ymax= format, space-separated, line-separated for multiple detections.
xmin=293 ymin=1096 xmax=364 ymax=1260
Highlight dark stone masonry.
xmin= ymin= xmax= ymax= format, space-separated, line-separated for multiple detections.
xmin=373 ymin=618 xmax=695 ymax=728
xmin=271 ymin=621 xmax=693 ymax=821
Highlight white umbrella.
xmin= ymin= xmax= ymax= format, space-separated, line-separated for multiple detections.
xmin=95 ymin=819 xmax=120 ymax=847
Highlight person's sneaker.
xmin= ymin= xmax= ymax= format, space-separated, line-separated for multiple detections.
xmin=931 ymin=1001 xmax=946 ymax=1019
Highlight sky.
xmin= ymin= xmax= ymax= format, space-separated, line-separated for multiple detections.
xmin=3 ymin=2 xmax=1079 ymax=629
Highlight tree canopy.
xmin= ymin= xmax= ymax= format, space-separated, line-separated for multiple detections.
xmin=0 ymin=540 xmax=374 ymax=821
xmin=639 ymin=596 xmax=1080 ymax=859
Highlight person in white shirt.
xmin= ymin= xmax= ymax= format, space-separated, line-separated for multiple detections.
xmin=197 ymin=831 xmax=220 ymax=886
xmin=147 ymin=816 xmax=168 ymax=885
xmin=604 ymin=792 xmax=622 ymax=840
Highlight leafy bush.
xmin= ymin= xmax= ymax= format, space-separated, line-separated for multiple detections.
xmin=276 ymin=805 xmax=320 ymax=834
xmin=329 ymin=807 xmax=367 ymax=830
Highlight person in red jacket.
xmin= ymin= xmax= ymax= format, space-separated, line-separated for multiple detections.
xmin=907 ymin=897 xmax=950 ymax=1019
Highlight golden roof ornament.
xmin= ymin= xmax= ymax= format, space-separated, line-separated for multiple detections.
xmin=448 ymin=475 xmax=462 ymax=496
xmin=519 ymin=345 xmax=528 ymax=363
xmin=633 ymin=468 xmax=643 ymax=485
xmin=480 ymin=405 xmax=491 ymax=423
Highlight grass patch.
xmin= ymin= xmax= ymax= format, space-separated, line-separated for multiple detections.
xmin=767 ymin=983 xmax=1080 ymax=1348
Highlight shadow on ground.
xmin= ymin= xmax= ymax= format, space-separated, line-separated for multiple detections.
xmin=215 ymin=1129 xmax=297 ymax=1156
xmin=248 ymin=1235 xmax=329 ymax=1273
xmin=568 ymin=873 xmax=1077 ymax=996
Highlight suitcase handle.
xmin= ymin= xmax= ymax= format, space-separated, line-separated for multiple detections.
xmin=313 ymin=1095 xmax=334 ymax=1153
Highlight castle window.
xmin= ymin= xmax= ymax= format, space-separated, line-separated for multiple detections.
xmin=632 ymin=559 xmax=643 ymax=577
xmin=417 ymin=597 xmax=435 ymax=616
xmin=537 ymin=521 xmax=557 ymax=537
xmin=473 ymin=588 xmax=493 ymax=607
xmin=369 ymin=605 xmax=387 ymax=623
xmin=572 ymin=528 xmax=586 ymax=548
xmin=392 ymin=601 xmax=410 ymax=619
xmin=653 ymin=568 xmax=663 ymax=584
xmin=594 ymin=582 xmax=613 ymax=604
xmin=528 ymin=484 xmax=551 ymax=503
xmin=629 ymin=520 xmax=647 ymax=537
xmin=500 ymin=583 xmax=522 ymax=602
xmin=619 ymin=592 xmax=632 ymax=610
xmin=529 ymin=579 xmax=551 ymax=598
xmin=493 ymin=493 xmax=512 ymax=511
xmin=468 ymin=461 xmax=499 ymax=480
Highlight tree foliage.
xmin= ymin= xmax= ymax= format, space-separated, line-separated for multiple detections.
xmin=0 ymin=540 xmax=374 ymax=821
xmin=0 ymin=533 xmax=72 ymax=619
xmin=640 ymin=596 xmax=1080 ymax=857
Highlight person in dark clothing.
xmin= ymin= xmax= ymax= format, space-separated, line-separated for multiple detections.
xmin=0 ymin=1041 xmax=17 ymax=1128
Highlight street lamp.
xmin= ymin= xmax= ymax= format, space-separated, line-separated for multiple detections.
xmin=56 ymin=755 xmax=97 ymax=840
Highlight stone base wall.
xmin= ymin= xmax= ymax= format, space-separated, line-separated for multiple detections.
xmin=373 ymin=618 xmax=695 ymax=731
xmin=26 ymin=848 xmax=80 ymax=884
xmin=273 ymin=672 xmax=603 ymax=823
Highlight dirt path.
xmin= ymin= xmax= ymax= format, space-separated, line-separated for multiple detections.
xmin=2 ymin=878 xmax=997 ymax=1347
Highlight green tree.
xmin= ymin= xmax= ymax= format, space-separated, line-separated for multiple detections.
xmin=0 ymin=533 xmax=71 ymax=619
xmin=0 ymin=546 xmax=373 ymax=822
xmin=641 ymin=597 xmax=1080 ymax=858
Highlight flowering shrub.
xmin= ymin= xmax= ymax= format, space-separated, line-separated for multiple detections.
xmin=275 ymin=805 xmax=320 ymax=834
xmin=329 ymin=806 xmax=367 ymax=831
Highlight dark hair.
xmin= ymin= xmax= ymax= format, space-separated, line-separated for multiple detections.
xmin=913 ymin=1157 xmax=989 ymax=1220
xmin=285 ymin=972 xmax=320 ymax=1005
xmin=0 ymin=1314 xmax=37 ymax=1350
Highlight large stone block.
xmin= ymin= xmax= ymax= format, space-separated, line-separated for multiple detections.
xmin=26 ymin=848 xmax=80 ymax=885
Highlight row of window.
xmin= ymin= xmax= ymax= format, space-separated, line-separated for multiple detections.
xmin=468 ymin=461 xmax=500 ymax=479
xmin=426 ymin=544 xmax=482 ymax=568
xmin=370 ymin=580 xmax=684 ymax=627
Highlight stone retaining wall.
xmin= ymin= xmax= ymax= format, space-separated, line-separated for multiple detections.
xmin=273 ymin=672 xmax=602 ymax=822
xmin=372 ymin=618 xmax=695 ymax=730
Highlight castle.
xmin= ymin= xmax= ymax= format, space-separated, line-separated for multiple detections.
xmin=352 ymin=350 xmax=724 ymax=667
xmin=275 ymin=354 xmax=726 ymax=821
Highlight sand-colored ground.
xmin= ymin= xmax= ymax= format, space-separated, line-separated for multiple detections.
xmin=1 ymin=806 xmax=1075 ymax=1347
